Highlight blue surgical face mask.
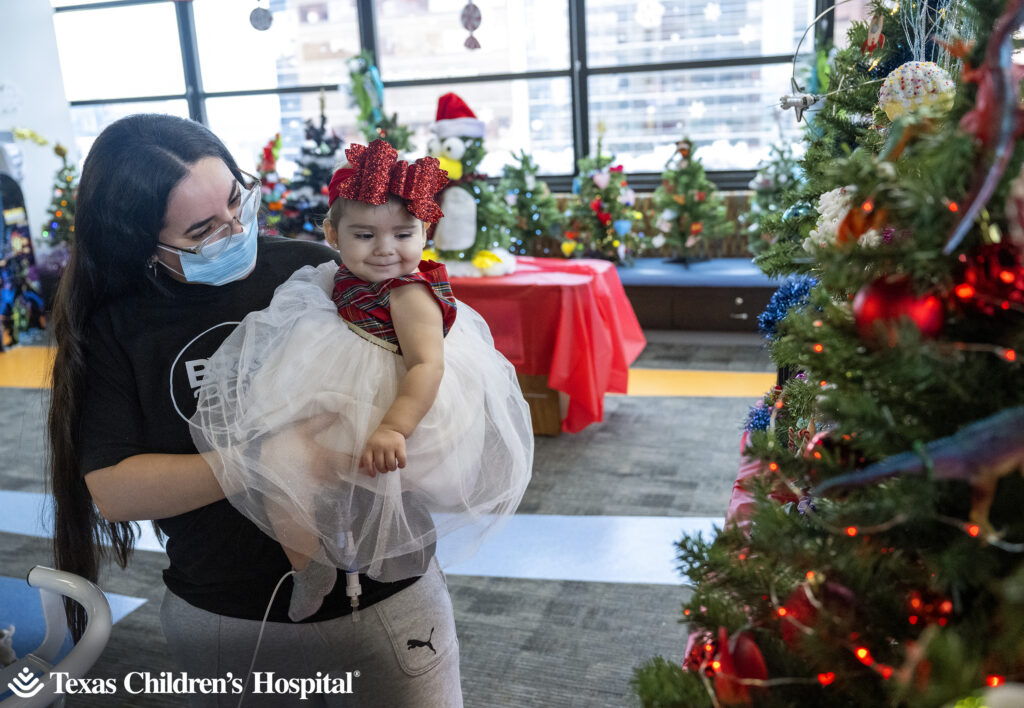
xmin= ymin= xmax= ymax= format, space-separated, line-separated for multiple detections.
xmin=158 ymin=217 xmax=259 ymax=286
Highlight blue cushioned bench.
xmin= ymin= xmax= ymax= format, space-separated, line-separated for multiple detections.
xmin=616 ymin=258 xmax=779 ymax=331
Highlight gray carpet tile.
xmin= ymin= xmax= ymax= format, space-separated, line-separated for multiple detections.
xmin=0 ymin=387 xmax=50 ymax=493
xmin=1 ymin=535 xmax=692 ymax=708
xmin=524 ymin=396 xmax=750 ymax=517
xmin=633 ymin=330 xmax=773 ymax=372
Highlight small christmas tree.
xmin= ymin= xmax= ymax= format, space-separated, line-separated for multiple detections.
xmin=498 ymin=151 xmax=564 ymax=256
xmin=41 ymin=144 xmax=77 ymax=246
xmin=256 ymin=133 xmax=288 ymax=237
xmin=345 ymin=51 xmax=413 ymax=154
xmin=741 ymin=143 xmax=803 ymax=256
xmin=566 ymin=134 xmax=644 ymax=264
xmin=278 ymin=92 xmax=344 ymax=239
xmin=651 ymin=138 xmax=732 ymax=261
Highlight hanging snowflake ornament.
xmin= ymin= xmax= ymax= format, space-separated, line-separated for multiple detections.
xmin=461 ymin=0 xmax=482 ymax=50
xmin=878 ymin=61 xmax=956 ymax=121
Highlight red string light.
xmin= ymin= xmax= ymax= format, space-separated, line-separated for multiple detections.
xmin=813 ymin=343 xmax=824 ymax=353
xmin=955 ymin=283 xmax=976 ymax=299
xmin=805 ymin=571 xmax=816 ymax=580
xmin=1003 ymin=349 xmax=1017 ymax=362
xmin=777 ymin=607 xmax=788 ymax=617
xmin=966 ymin=524 xmax=981 ymax=537
xmin=711 ymin=660 xmax=721 ymax=672
xmin=817 ymin=672 xmax=836 ymax=686
xmin=908 ymin=616 xmax=919 ymax=625
xmin=999 ymin=269 xmax=1015 ymax=284
xmin=987 ymin=675 xmax=1005 ymax=688
xmin=862 ymin=199 xmax=875 ymax=213
xmin=846 ymin=526 xmax=858 ymax=537
xmin=813 ymin=319 xmax=823 ymax=327
xmin=948 ymin=201 xmax=959 ymax=212
xmin=768 ymin=462 xmax=779 ymax=472
xmin=855 ymin=647 xmax=872 ymax=665
xmin=879 ymin=665 xmax=893 ymax=680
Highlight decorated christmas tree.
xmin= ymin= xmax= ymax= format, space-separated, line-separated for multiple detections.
xmin=256 ymin=133 xmax=288 ymax=237
xmin=345 ymin=51 xmax=413 ymax=154
xmin=40 ymin=143 xmax=77 ymax=246
xmin=632 ymin=1 xmax=1024 ymax=706
xmin=278 ymin=92 xmax=344 ymax=239
xmin=752 ymin=1 xmax=927 ymax=277
xmin=742 ymin=143 xmax=803 ymax=256
xmin=425 ymin=92 xmax=515 ymax=277
xmin=565 ymin=133 xmax=645 ymax=263
xmin=651 ymin=138 xmax=733 ymax=261
xmin=498 ymin=150 xmax=564 ymax=256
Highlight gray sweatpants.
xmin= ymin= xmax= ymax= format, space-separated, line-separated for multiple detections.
xmin=159 ymin=559 xmax=463 ymax=707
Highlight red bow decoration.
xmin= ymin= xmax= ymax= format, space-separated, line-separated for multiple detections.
xmin=327 ymin=140 xmax=449 ymax=223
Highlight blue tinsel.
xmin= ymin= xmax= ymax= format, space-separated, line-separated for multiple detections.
xmin=745 ymin=403 xmax=774 ymax=432
xmin=758 ymin=275 xmax=817 ymax=340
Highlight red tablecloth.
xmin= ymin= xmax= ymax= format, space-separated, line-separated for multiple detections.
xmin=450 ymin=256 xmax=646 ymax=433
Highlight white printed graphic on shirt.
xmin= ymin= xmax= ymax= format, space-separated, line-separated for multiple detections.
xmin=169 ymin=321 xmax=239 ymax=424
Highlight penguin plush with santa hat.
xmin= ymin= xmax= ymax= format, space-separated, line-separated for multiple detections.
xmin=426 ymin=92 xmax=515 ymax=277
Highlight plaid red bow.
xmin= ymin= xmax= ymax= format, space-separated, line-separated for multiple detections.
xmin=327 ymin=140 xmax=449 ymax=223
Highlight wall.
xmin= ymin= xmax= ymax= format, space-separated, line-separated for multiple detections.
xmin=0 ymin=0 xmax=75 ymax=247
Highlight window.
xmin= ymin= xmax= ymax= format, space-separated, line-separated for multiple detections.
xmin=52 ymin=0 xmax=834 ymax=187
xmin=52 ymin=4 xmax=185 ymax=101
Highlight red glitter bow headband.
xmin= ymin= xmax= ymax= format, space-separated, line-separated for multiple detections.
xmin=327 ymin=140 xmax=449 ymax=223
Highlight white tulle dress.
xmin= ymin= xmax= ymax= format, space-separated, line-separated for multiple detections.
xmin=190 ymin=260 xmax=533 ymax=582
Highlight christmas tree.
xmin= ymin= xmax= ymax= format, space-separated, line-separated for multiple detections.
xmin=278 ymin=92 xmax=344 ymax=239
xmin=40 ymin=143 xmax=77 ymax=246
xmin=256 ymin=133 xmax=288 ymax=237
xmin=565 ymin=134 xmax=645 ymax=264
xmin=498 ymin=151 xmax=564 ymax=256
xmin=632 ymin=2 xmax=1024 ymax=706
xmin=742 ymin=143 xmax=803 ymax=256
xmin=345 ymin=51 xmax=413 ymax=154
xmin=651 ymin=138 xmax=733 ymax=262
xmin=751 ymin=2 xmax=920 ymax=277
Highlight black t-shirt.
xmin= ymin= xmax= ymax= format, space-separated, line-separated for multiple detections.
xmin=78 ymin=237 xmax=416 ymax=622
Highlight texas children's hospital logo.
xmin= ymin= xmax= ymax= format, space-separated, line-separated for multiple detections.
xmin=7 ymin=668 xmax=358 ymax=701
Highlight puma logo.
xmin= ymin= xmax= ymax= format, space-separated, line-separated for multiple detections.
xmin=407 ymin=627 xmax=436 ymax=654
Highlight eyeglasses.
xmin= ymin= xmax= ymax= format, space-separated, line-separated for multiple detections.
xmin=159 ymin=172 xmax=262 ymax=260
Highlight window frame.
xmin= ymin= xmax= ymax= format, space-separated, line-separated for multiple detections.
xmin=55 ymin=0 xmax=835 ymax=192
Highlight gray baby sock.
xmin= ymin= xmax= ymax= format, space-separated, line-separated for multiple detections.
xmin=288 ymin=561 xmax=337 ymax=622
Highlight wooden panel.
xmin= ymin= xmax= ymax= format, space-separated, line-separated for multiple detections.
xmin=517 ymin=373 xmax=563 ymax=437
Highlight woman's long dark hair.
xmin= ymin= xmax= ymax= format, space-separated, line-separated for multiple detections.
xmin=48 ymin=114 xmax=243 ymax=640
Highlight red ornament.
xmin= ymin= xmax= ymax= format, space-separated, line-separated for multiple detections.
xmin=780 ymin=586 xmax=818 ymax=647
xmin=597 ymin=212 xmax=612 ymax=226
xmin=852 ymin=276 xmax=945 ymax=345
xmin=589 ymin=196 xmax=603 ymax=212
xmin=713 ymin=627 xmax=768 ymax=706
xmin=696 ymin=191 xmax=707 ymax=202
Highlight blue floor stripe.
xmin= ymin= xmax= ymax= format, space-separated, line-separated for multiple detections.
xmin=0 ymin=490 xmax=720 ymax=586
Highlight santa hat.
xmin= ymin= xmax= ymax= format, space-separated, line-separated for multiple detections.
xmin=432 ymin=92 xmax=486 ymax=140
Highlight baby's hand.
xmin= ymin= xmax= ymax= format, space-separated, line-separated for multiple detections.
xmin=360 ymin=426 xmax=407 ymax=477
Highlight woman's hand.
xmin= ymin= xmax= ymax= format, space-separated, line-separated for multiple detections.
xmin=360 ymin=426 xmax=407 ymax=476
xmin=259 ymin=412 xmax=356 ymax=486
